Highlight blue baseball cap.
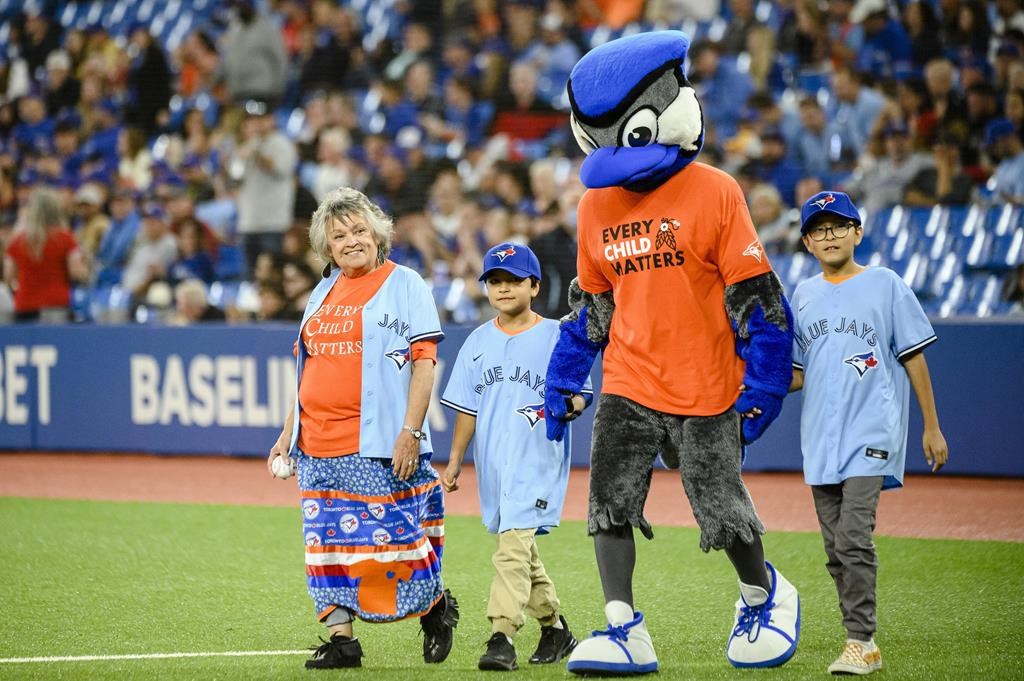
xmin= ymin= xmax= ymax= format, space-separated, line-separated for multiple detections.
xmin=800 ymin=191 xmax=862 ymax=234
xmin=985 ymin=118 xmax=1016 ymax=146
xmin=479 ymin=242 xmax=542 ymax=281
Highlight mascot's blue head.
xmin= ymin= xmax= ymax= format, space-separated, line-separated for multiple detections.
xmin=567 ymin=30 xmax=704 ymax=192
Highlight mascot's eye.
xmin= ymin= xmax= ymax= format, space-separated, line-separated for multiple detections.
xmin=619 ymin=108 xmax=659 ymax=147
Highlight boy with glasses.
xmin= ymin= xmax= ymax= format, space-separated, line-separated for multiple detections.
xmin=789 ymin=191 xmax=949 ymax=676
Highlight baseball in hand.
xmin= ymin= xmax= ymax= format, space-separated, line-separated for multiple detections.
xmin=271 ymin=455 xmax=296 ymax=479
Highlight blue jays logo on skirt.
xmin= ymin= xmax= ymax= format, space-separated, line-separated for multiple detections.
xmin=368 ymin=502 xmax=387 ymax=519
xmin=516 ymin=402 xmax=546 ymax=429
xmin=303 ymin=499 xmax=321 ymax=519
xmin=844 ymin=350 xmax=879 ymax=378
xmin=372 ymin=528 xmax=392 ymax=545
xmin=340 ymin=513 xmax=360 ymax=533
xmin=386 ymin=347 xmax=411 ymax=370
xmin=304 ymin=531 xmax=321 ymax=546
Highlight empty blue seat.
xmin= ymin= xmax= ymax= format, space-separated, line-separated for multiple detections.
xmin=956 ymin=273 xmax=1004 ymax=317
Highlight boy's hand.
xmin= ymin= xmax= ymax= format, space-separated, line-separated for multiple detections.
xmin=442 ymin=460 xmax=462 ymax=492
xmin=734 ymin=384 xmax=784 ymax=444
xmin=923 ymin=428 xmax=948 ymax=472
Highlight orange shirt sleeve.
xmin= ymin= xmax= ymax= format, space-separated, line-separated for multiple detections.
xmin=410 ymin=339 xmax=437 ymax=363
xmin=576 ymin=195 xmax=613 ymax=294
xmin=716 ymin=182 xmax=773 ymax=285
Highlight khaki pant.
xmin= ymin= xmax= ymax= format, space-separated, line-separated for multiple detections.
xmin=488 ymin=528 xmax=561 ymax=638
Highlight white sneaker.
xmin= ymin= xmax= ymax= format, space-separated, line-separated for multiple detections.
xmin=828 ymin=639 xmax=882 ymax=675
xmin=726 ymin=561 xmax=800 ymax=668
xmin=566 ymin=601 xmax=659 ymax=675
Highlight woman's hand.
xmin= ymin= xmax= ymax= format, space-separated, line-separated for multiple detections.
xmin=391 ymin=431 xmax=421 ymax=481
xmin=267 ymin=431 xmax=289 ymax=477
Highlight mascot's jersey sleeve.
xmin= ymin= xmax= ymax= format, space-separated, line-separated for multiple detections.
xmin=576 ymin=162 xmax=773 ymax=415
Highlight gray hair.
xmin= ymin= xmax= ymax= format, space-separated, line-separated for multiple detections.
xmin=309 ymin=187 xmax=394 ymax=268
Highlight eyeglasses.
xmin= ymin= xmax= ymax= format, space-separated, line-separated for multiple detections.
xmin=807 ymin=222 xmax=856 ymax=241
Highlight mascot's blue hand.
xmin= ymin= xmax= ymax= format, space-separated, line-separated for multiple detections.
xmin=544 ymin=306 xmax=603 ymax=442
xmin=545 ymin=390 xmax=570 ymax=442
xmin=734 ymin=388 xmax=784 ymax=444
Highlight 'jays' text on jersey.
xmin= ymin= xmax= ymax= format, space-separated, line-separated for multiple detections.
xmin=441 ymin=318 xmax=593 ymax=534
xmin=791 ymin=267 xmax=936 ymax=489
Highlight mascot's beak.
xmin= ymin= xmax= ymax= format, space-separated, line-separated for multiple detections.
xmin=580 ymin=145 xmax=683 ymax=189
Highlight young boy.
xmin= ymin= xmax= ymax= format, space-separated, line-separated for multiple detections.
xmin=790 ymin=191 xmax=950 ymax=676
xmin=440 ymin=242 xmax=591 ymax=672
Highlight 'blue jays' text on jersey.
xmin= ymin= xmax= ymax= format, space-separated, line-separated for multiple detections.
xmin=441 ymin=318 xmax=593 ymax=534
xmin=791 ymin=267 xmax=936 ymax=489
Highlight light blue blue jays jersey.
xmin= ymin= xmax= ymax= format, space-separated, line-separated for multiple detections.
xmin=791 ymin=267 xmax=936 ymax=489
xmin=441 ymin=318 xmax=593 ymax=534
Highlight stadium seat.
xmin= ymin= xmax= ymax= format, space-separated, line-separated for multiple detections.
xmin=956 ymin=272 xmax=1005 ymax=317
xmin=982 ymin=205 xmax=1023 ymax=269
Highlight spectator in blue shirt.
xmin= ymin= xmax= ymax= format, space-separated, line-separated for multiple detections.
xmin=12 ymin=92 xmax=54 ymax=156
xmin=851 ymin=0 xmax=912 ymax=78
xmin=985 ymin=118 xmax=1024 ymax=203
xmin=519 ymin=12 xmax=580 ymax=107
xmin=95 ymin=187 xmax=141 ymax=286
xmin=689 ymin=40 xmax=756 ymax=141
xmin=793 ymin=96 xmax=832 ymax=180
xmin=750 ymin=127 xmax=804 ymax=207
xmin=825 ymin=66 xmax=885 ymax=161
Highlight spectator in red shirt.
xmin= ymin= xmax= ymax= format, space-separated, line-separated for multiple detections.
xmin=3 ymin=186 xmax=89 ymax=321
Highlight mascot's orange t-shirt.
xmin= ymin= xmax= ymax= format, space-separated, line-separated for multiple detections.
xmin=576 ymin=162 xmax=772 ymax=415
xmin=298 ymin=260 xmax=436 ymax=456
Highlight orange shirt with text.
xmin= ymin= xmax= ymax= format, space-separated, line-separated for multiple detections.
xmin=298 ymin=261 xmax=437 ymax=456
xmin=576 ymin=162 xmax=772 ymax=415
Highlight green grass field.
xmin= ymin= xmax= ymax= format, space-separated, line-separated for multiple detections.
xmin=1 ymin=497 xmax=1022 ymax=680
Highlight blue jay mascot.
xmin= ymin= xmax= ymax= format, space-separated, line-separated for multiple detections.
xmin=544 ymin=31 xmax=799 ymax=674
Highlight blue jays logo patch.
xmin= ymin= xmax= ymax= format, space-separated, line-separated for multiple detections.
xmin=386 ymin=347 xmax=411 ymax=370
xmin=492 ymin=246 xmax=516 ymax=262
xmin=743 ymin=239 xmax=764 ymax=263
xmin=812 ymin=193 xmax=836 ymax=210
xmin=844 ymin=351 xmax=879 ymax=378
xmin=516 ymin=403 xmax=546 ymax=429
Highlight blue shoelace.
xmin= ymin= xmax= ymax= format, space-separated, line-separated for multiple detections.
xmin=592 ymin=622 xmax=631 ymax=642
xmin=733 ymin=600 xmax=775 ymax=642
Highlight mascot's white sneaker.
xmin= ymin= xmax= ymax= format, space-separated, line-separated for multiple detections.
xmin=566 ymin=601 xmax=658 ymax=675
xmin=726 ymin=561 xmax=800 ymax=668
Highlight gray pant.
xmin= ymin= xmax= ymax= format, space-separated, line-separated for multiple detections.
xmin=811 ymin=476 xmax=884 ymax=641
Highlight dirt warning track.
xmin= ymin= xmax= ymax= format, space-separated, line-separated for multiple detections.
xmin=1 ymin=452 xmax=1020 ymax=542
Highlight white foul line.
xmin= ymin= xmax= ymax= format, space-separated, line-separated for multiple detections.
xmin=0 ymin=650 xmax=310 ymax=664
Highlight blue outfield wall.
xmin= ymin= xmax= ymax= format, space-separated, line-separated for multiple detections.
xmin=0 ymin=320 xmax=1021 ymax=477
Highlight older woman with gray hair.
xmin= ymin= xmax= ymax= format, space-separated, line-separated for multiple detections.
xmin=267 ymin=187 xmax=458 ymax=669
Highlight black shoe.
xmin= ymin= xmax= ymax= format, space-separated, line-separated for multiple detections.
xmin=529 ymin=615 xmax=578 ymax=664
xmin=304 ymin=634 xmax=363 ymax=669
xmin=420 ymin=588 xmax=459 ymax=663
xmin=479 ymin=633 xmax=518 ymax=671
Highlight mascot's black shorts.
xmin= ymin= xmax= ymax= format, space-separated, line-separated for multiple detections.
xmin=587 ymin=394 xmax=765 ymax=552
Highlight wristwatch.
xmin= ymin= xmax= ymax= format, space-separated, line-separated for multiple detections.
xmin=403 ymin=425 xmax=426 ymax=441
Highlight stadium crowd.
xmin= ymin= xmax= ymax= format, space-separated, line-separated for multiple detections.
xmin=0 ymin=0 xmax=1022 ymax=324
